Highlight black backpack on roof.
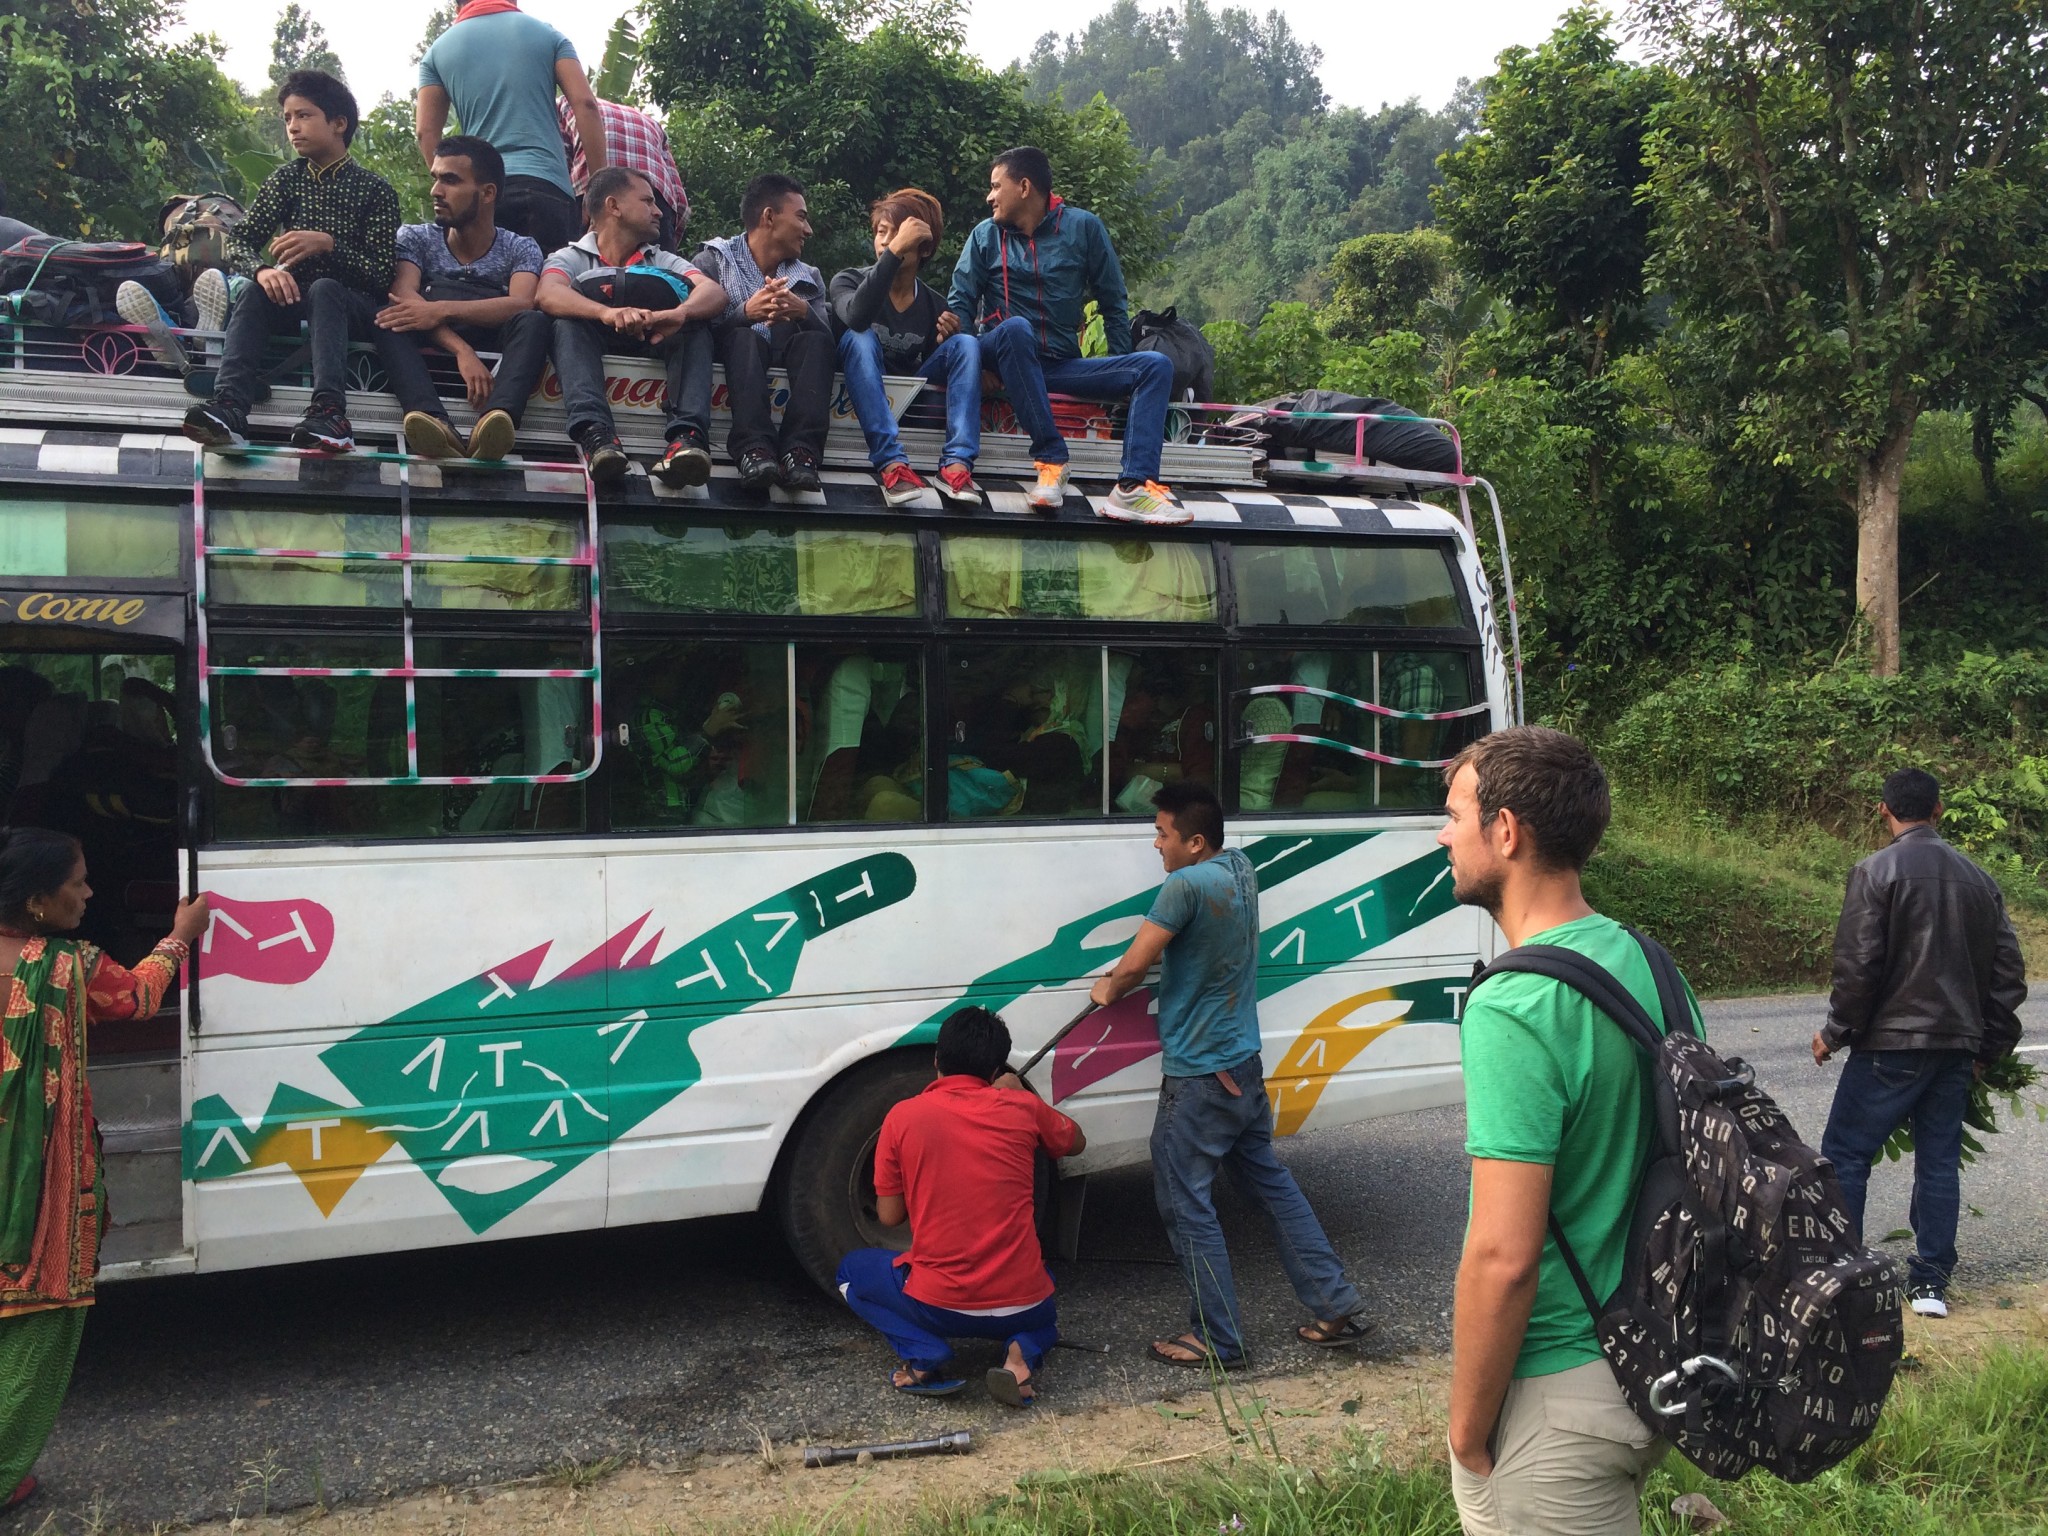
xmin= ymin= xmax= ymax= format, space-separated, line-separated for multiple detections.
xmin=1474 ymin=928 xmax=1905 ymax=1483
xmin=1132 ymin=305 xmax=1214 ymax=402
xmin=0 ymin=235 xmax=184 ymax=325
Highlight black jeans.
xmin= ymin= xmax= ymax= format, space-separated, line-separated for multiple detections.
xmin=213 ymin=276 xmax=379 ymax=411
xmin=550 ymin=314 xmax=715 ymax=444
xmin=497 ymin=176 xmax=582 ymax=257
xmin=375 ymin=309 xmax=552 ymax=424
xmin=718 ymin=320 xmax=834 ymax=463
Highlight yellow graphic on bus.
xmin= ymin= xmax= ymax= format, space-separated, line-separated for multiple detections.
xmin=243 ymin=1117 xmax=398 ymax=1217
xmin=1266 ymin=989 xmax=1414 ymax=1137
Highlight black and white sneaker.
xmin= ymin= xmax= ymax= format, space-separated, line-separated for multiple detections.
xmin=737 ymin=447 xmax=782 ymax=491
xmin=652 ymin=434 xmax=713 ymax=487
xmin=1908 ymin=1285 xmax=1948 ymax=1318
xmin=182 ymin=399 xmax=247 ymax=449
xmin=779 ymin=449 xmax=822 ymax=494
xmin=571 ymin=423 xmax=630 ymax=485
xmin=291 ymin=396 xmax=354 ymax=453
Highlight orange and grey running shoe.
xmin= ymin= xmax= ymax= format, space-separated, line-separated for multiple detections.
xmin=1026 ymin=460 xmax=1071 ymax=511
xmin=1102 ymin=478 xmax=1191 ymax=525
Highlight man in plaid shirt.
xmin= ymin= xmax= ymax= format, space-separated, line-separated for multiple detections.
xmin=557 ymin=97 xmax=689 ymax=251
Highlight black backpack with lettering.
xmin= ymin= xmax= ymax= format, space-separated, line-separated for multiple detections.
xmin=1475 ymin=929 xmax=1905 ymax=1483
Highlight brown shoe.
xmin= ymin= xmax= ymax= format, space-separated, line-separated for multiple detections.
xmin=468 ymin=409 xmax=516 ymax=462
xmin=403 ymin=411 xmax=465 ymax=459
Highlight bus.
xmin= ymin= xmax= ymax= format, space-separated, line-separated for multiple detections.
xmin=0 ymin=324 xmax=1519 ymax=1293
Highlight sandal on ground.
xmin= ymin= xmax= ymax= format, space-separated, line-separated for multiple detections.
xmin=1148 ymin=1332 xmax=1246 ymax=1370
xmin=3 ymin=1476 xmax=38 ymax=1513
xmin=1298 ymin=1315 xmax=1377 ymax=1348
xmin=986 ymin=1366 xmax=1036 ymax=1408
xmin=891 ymin=1365 xmax=966 ymax=1396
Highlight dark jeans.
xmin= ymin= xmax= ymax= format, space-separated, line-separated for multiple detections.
xmin=718 ymin=320 xmax=834 ymax=463
xmin=1820 ymin=1047 xmax=1977 ymax=1291
xmin=550 ymin=314 xmax=714 ymax=444
xmin=1150 ymin=1051 xmax=1363 ymax=1361
xmin=497 ymin=175 xmax=581 ymax=257
xmin=375 ymin=309 xmax=552 ymax=425
xmin=212 ymin=275 xmax=378 ymax=411
xmin=978 ymin=314 xmax=1175 ymax=482
xmin=837 ymin=328 xmax=982 ymax=468
xmin=836 ymin=1247 xmax=1060 ymax=1376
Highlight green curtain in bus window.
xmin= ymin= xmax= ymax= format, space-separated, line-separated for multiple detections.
xmin=207 ymin=509 xmax=400 ymax=606
xmin=412 ymin=514 xmax=578 ymax=611
xmin=0 ymin=502 xmax=181 ymax=579
xmin=795 ymin=530 xmax=917 ymax=616
xmin=606 ymin=523 xmax=914 ymax=617
xmin=945 ymin=536 xmax=1216 ymax=621
xmin=1234 ymin=543 xmax=1461 ymax=627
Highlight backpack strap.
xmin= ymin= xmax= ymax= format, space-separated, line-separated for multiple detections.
xmin=1625 ymin=926 xmax=1700 ymax=1041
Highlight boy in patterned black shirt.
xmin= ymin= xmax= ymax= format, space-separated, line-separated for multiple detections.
xmin=183 ymin=70 xmax=400 ymax=453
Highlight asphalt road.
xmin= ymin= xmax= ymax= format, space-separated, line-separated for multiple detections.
xmin=21 ymin=993 xmax=2048 ymax=1528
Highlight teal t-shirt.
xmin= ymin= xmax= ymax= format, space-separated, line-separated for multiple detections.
xmin=419 ymin=12 xmax=579 ymax=194
xmin=1461 ymin=912 xmax=1699 ymax=1378
xmin=1146 ymin=848 xmax=1262 ymax=1078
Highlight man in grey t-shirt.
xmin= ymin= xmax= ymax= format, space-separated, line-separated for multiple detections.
xmin=1092 ymin=780 xmax=1367 ymax=1368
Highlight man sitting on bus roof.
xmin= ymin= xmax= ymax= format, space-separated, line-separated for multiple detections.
xmin=373 ymin=136 xmax=549 ymax=462
xmin=949 ymin=146 xmax=1185 ymax=526
xmin=182 ymin=70 xmax=400 ymax=454
xmin=536 ymin=166 xmax=728 ymax=488
xmin=836 ymin=1007 xmax=1084 ymax=1407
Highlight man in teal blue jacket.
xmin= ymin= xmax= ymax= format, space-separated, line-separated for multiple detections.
xmin=948 ymin=147 xmax=1186 ymax=525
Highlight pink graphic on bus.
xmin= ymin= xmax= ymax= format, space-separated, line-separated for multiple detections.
xmin=1051 ymin=989 xmax=1161 ymax=1104
xmin=201 ymin=894 xmax=336 ymax=984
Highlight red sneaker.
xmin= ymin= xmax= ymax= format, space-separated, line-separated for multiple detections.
xmin=878 ymin=461 xmax=928 ymax=507
xmin=936 ymin=461 xmax=983 ymax=504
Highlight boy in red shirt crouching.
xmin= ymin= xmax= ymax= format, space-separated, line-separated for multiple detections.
xmin=836 ymin=1006 xmax=1086 ymax=1406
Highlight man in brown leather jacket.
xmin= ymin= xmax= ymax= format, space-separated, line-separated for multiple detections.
xmin=1811 ymin=767 xmax=2028 ymax=1317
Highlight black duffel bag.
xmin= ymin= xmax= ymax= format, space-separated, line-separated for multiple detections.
xmin=1133 ymin=305 xmax=1215 ymax=402
xmin=1240 ymin=387 xmax=1460 ymax=473
xmin=0 ymin=236 xmax=184 ymax=326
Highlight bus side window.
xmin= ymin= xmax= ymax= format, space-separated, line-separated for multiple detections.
xmin=797 ymin=644 xmax=923 ymax=825
xmin=944 ymin=645 xmax=1104 ymax=820
xmin=1107 ymin=648 xmax=1219 ymax=815
xmin=609 ymin=638 xmax=789 ymax=832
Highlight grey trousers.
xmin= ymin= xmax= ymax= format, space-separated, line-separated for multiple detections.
xmin=1450 ymin=1361 xmax=1667 ymax=1536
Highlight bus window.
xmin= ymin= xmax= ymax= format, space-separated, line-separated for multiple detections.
xmin=206 ymin=507 xmax=402 ymax=606
xmin=1231 ymin=648 xmax=1482 ymax=814
xmin=1233 ymin=542 xmax=1462 ymax=628
xmin=945 ymin=645 xmax=1106 ymax=820
xmin=415 ymin=636 xmax=589 ymax=833
xmin=605 ymin=520 xmax=917 ymax=617
xmin=1107 ymin=648 xmax=1219 ymax=814
xmin=0 ymin=499 xmax=182 ymax=580
xmin=943 ymin=535 xmax=1216 ymax=621
xmin=413 ymin=513 xmax=580 ymax=612
xmin=797 ymin=643 xmax=924 ymax=824
xmin=609 ymin=638 xmax=790 ymax=830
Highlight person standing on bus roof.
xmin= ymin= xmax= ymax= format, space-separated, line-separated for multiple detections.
xmin=414 ymin=0 xmax=604 ymax=258
xmin=1092 ymin=781 xmax=1370 ymax=1368
xmin=830 ymin=188 xmax=985 ymax=507
xmin=181 ymin=71 xmax=400 ymax=454
xmin=837 ymin=1006 xmax=1085 ymax=1407
xmin=692 ymin=174 xmax=835 ymax=494
xmin=0 ymin=829 xmax=208 ymax=1515
xmin=949 ymin=146 xmax=1186 ymax=526
xmin=374 ymin=137 xmax=550 ymax=462
xmin=556 ymin=96 xmax=688 ymax=251
xmin=537 ymin=167 xmax=727 ymax=488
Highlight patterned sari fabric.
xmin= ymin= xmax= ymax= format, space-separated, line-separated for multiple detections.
xmin=1 ymin=938 xmax=178 ymax=1317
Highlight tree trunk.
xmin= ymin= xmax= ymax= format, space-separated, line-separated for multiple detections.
xmin=1853 ymin=424 xmax=1914 ymax=677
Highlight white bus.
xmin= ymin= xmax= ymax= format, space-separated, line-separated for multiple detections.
xmin=0 ymin=334 xmax=1518 ymax=1292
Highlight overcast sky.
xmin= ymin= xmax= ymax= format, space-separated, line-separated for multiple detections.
xmin=177 ymin=0 xmax=1581 ymax=117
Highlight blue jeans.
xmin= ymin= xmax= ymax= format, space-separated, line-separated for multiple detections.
xmin=837 ymin=329 xmax=981 ymax=469
xmin=549 ymin=314 xmax=714 ymax=445
xmin=835 ymin=1247 xmax=1060 ymax=1375
xmin=1150 ymin=1051 xmax=1363 ymax=1361
xmin=1819 ymin=1048 xmax=1977 ymax=1291
xmin=978 ymin=314 xmax=1174 ymax=481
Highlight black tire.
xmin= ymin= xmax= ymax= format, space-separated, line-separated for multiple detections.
xmin=776 ymin=1053 xmax=930 ymax=1295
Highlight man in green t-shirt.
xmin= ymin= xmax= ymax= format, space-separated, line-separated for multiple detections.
xmin=1437 ymin=727 xmax=1690 ymax=1536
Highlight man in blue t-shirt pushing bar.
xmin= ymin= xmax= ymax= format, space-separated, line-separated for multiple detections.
xmin=1092 ymin=781 xmax=1369 ymax=1367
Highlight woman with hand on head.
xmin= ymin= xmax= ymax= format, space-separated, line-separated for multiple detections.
xmin=0 ymin=827 xmax=207 ymax=1513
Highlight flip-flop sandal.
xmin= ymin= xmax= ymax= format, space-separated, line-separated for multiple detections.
xmin=1148 ymin=1335 xmax=1246 ymax=1370
xmin=3 ymin=1476 xmax=38 ymax=1513
xmin=1298 ymin=1316 xmax=1377 ymax=1348
xmin=891 ymin=1369 xmax=967 ymax=1397
xmin=985 ymin=1367 xmax=1036 ymax=1408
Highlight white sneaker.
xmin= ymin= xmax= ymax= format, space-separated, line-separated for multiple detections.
xmin=192 ymin=266 xmax=233 ymax=334
xmin=1101 ymin=478 xmax=1192 ymax=525
xmin=116 ymin=281 xmax=190 ymax=373
xmin=1908 ymin=1287 xmax=1948 ymax=1318
xmin=1026 ymin=460 xmax=1070 ymax=511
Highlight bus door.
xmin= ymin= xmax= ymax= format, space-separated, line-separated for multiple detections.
xmin=0 ymin=580 xmax=195 ymax=1274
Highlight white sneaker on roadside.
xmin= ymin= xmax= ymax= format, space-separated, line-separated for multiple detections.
xmin=116 ymin=281 xmax=191 ymax=374
xmin=1908 ymin=1286 xmax=1948 ymax=1318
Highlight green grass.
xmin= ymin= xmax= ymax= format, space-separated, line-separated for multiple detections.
xmin=776 ymin=1341 xmax=2048 ymax=1535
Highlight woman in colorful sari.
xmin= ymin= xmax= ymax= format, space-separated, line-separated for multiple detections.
xmin=0 ymin=826 xmax=207 ymax=1512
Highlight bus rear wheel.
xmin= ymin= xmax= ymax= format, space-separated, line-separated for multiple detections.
xmin=775 ymin=1054 xmax=930 ymax=1295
